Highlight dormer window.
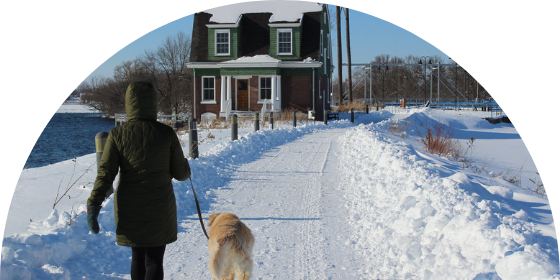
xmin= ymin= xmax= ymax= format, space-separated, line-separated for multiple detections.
xmin=277 ymin=29 xmax=292 ymax=55
xmin=215 ymin=29 xmax=230 ymax=56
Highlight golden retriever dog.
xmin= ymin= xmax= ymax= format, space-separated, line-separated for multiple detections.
xmin=208 ymin=212 xmax=255 ymax=280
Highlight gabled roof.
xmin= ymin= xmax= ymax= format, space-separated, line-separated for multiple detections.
xmin=203 ymin=1 xmax=323 ymax=25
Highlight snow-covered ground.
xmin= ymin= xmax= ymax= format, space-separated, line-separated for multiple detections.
xmin=2 ymin=107 xmax=558 ymax=279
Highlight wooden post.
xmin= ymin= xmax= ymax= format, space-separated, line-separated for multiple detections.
xmin=189 ymin=118 xmax=198 ymax=159
xmin=231 ymin=114 xmax=238 ymax=141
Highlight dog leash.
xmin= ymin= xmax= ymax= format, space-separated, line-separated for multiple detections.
xmin=189 ymin=177 xmax=209 ymax=239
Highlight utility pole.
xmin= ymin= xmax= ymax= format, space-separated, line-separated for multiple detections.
xmin=455 ymin=62 xmax=458 ymax=98
xmin=345 ymin=8 xmax=352 ymax=103
xmin=437 ymin=62 xmax=440 ymax=103
xmin=336 ymin=6 xmax=343 ymax=106
xmin=464 ymin=69 xmax=467 ymax=101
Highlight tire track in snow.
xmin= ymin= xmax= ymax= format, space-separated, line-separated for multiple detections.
xmin=319 ymin=130 xmax=361 ymax=279
xmin=294 ymin=138 xmax=329 ymax=279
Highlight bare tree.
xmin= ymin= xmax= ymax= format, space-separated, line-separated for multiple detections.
xmin=80 ymin=76 xmax=120 ymax=115
xmin=139 ymin=31 xmax=192 ymax=115
xmin=81 ymin=32 xmax=193 ymax=117
xmin=81 ymin=58 xmax=148 ymax=115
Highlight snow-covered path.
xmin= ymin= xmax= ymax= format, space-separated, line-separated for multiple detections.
xmin=3 ymin=110 xmax=558 ymax=280
xmin=166 ymin=128 xmax=362 ymax=279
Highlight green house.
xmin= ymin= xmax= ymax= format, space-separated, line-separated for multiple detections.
xmin=187 ymin=1 xmax=333 ymax=122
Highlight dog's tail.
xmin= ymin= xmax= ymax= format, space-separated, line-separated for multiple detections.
xmin=231 ymin=224 xmax=255 ymax=258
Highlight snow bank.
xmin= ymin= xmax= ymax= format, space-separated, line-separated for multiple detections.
xmin=1 ymin=201 xmax=130 ymax=279
xmin=338 ymin=119 xmax=559 ymax=279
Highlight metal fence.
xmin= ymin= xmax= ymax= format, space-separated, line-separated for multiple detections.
xmin=114 ymin=113 xmax=191 ymax=128
xmin=377 ymin=101 xmax=505 ymax=119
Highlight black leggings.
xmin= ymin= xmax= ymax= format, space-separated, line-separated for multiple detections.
xmin=131 ymin=245 xmax=166 ymax=280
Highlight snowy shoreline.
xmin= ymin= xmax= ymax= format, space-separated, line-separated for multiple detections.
xmin=56 ymin=103 xmax=99 ymax=114
xmin=2 ymin=108 xmax=558 ymax=279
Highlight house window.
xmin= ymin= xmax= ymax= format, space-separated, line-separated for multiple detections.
xmin=215 ymin=30 xmax=230 ymax=56
xmin=202 ymin=77 xmax=215 ymax=102
xmin=259 ymin=77 xmax=272 ymax=101
xmin=277 ymin=29 xmax=292 ymax=55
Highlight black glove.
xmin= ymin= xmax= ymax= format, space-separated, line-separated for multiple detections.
xmin=87 ymin=205 xmax=102 ymax=234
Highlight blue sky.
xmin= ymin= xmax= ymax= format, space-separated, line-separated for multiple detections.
xmin=84 ymin=5 xmax=449 ymax=83
xmin=84 ymin=15 xmax=195 ymax=82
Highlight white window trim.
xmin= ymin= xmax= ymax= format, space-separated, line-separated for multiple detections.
xmin=201 ymin=76 xmax=217 ymax=104
xmin=215 ymin=29 xmax=230 ymax=56
xmin=277 ymin=28 xmax=293 ymax=55
xmin=258 ymin=76 xmax=273 ymax=103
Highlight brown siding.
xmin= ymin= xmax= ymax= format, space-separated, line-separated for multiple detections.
xmin=281 ymin=75 xmax=329 ymax=120
xmin=282 ymin=76 xmax=312 ymax=111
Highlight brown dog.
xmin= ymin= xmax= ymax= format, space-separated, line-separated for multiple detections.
xmin=208 ymin=212 xmax=255 ymax=280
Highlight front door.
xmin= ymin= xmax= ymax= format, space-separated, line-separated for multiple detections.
xmin=237 ymin=80 xmax=249 ymax=111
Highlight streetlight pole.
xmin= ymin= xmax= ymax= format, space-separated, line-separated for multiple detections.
xmin=437 ymin=62 xmax=440 ymax=103
xmin=419 ymin=56 xmax=432 ymax=104
xmin=456 ymin=62 xmax=458 ymax=99
xmin=363 ymin=67 xmax=367 ymax=102
xmin=476 ymin=81 xmax=479 ymax=102
xmin=430 ymin=63 xmax=440 ymax=104
xmin=430 ymin=67 xmax=433 ymax=103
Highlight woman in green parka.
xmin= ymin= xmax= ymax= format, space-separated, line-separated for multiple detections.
xmin=87 ymin=81 xmax=191 ymax=280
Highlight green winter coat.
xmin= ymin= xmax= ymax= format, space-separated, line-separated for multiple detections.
xmin=87 ymin=81 xmax=191 ymax=247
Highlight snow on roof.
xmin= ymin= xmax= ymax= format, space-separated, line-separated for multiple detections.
xmin=204 ymin=1 xmax=323 ymax=24
xmin=222 ymin=55 xmax=281 ymax=63
xmin=220 ymin=55 xmax=318 ymax=65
